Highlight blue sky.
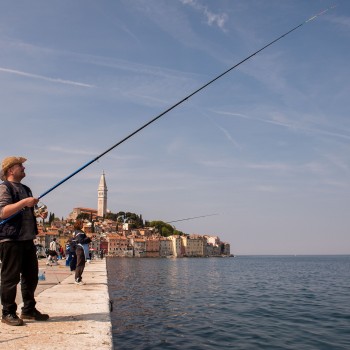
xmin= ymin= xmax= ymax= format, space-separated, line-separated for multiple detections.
xmin=1 ymin=0 xmax=349 ymax=255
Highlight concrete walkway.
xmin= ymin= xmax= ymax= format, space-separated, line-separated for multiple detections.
xmin=0 ymin=259 xmax=113 ymax=350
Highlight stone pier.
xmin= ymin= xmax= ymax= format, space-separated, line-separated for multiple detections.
xmin=0 ymin=258 xmax=113 ymax=350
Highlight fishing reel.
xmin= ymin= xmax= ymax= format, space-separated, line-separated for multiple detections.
xmin=34 ymin=202 xmax=48 ymax=217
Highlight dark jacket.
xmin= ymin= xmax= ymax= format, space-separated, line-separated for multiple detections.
xmin=71 ymin=230 xmax=91 ymax=249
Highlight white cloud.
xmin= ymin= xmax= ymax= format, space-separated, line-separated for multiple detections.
xmin=326 ymin=14 xmax=350 ymax=31
xmin=179 ymin=0 xmax=228 ymax=31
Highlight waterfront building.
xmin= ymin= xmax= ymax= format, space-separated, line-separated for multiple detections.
xmin=133 ymin=238 xmax=146 ymax=257
xmin=145 ymin=238 xmax=160 ymax=257
xmin=205 ymin=235 xmax=221 ymax=246
xmin=107 ymin=234 xmax=131 ymax=256
xmin=206 ymin=243 xmax=214 ymax=257
xmin=90 ymin=233 xmax=102 ymax=252
xmin=212 ymin=244 xmax=221 ymax=256
xmin=180 ymin=235 xmax=187 ymax=256
xmin=159 ymin=237 xmax=173 ymax=257
xmin=169 ymin=235 xmax=183 ymax=257
xmin=204 ymin=235 xmax=223 ymax=256
xmin=186 ymin=235 xmax=206 ymax=257
xmin=100 ymin=236 xmax=108 ymax=253
xmin=222 ymin=243 xmax=231 ymax=256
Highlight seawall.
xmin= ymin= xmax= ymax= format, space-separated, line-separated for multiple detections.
xmin=0 ymin=258 xmax=113 ymax=350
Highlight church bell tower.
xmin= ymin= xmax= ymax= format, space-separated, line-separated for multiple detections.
xmin=97 ymin=172 xmax=107 ymax=217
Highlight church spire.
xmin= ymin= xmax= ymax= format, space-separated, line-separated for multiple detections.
xmin=97 ymin=171 xmax=107 ymax=217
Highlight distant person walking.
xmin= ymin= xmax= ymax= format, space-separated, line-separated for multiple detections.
xmin=58 ymin=245 xmax=64 ymax=259
xmin=72 ymin=220 xmax=91 ymax=285
xmin=47 ymin=237 xmax=58 ymax=265
xmin=0 ymin=156 xmax=49 ymax=326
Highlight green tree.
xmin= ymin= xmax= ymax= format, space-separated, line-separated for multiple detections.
xmin=117 ymin=211 xmax=126 ymax=219
xmin=149 ymin=221 xmax=174 ymax=237
xmin=173 ymin=229 xmax=185 ymax=236
xmin=48 ymin=212 xmax=55 ymax=225
xmin=105 ymin=212 xmax=118 ymax=221
xmin=161 ymin=226 xmax=172 ymax=237
xmin=77 ymin=213 xmax=90 ymax=220
xmin=113 ymin=211 xmax=144 ymax=228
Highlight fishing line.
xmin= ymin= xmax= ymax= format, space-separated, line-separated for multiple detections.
xmin=166 ymin=213 xmax=219 ymax=224
xmin=0 ymin=6 xmax=336 ymax=226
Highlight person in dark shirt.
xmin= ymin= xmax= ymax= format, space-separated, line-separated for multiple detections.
xmin=71 ymin=220 xmax=91 ymax=285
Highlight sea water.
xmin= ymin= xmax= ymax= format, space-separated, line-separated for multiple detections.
xmin=107 ymin=255 xmax=350 ymax=349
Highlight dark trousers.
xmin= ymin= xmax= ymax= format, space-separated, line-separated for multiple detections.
xmin=0 ymin=240 xmax=38 ymax=316
xmin=75 ymin=247 xmax=85 ymax=282
xmin=70 ymin=253 xmax=77 ymax=271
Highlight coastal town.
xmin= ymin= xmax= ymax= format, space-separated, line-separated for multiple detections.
xmin=35 ymin=217 xmax=231 ymax=258
xmin=34 ymin=173 xmax=231 ymax=258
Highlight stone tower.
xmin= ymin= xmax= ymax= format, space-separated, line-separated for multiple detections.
xmin=97 ymin=172 xmax=108 ymax=217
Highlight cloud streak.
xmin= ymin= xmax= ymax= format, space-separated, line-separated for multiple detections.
xmin=214 ymin=110 xmax=350 ymax=141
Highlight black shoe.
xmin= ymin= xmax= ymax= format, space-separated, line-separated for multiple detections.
xmin=20 ymin=309 xmax=49 ymax=321
xmin=1 ymin=314 xmax=24 ymax=326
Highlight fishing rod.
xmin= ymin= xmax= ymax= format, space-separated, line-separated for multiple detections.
xmin=0 ymin=6 xmax=336 ymax=226
xmin=166 ymin=213 xmax=219 ymax=224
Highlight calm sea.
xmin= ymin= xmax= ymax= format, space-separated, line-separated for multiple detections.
xmin=106 ymin=256 xmax=350 ymax=350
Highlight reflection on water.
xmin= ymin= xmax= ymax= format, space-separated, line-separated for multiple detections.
xmin=107 ymin=256 xmax=350 ymax=350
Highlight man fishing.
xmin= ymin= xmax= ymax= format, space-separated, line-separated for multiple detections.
xmin=0 ymin=156 xmax=49 ymax=326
